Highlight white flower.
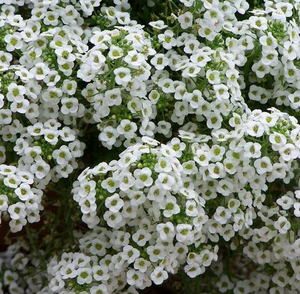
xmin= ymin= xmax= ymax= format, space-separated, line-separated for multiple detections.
xmin=60 ymin=263 xmax=77 ymax=279
xmin=254 ymin=157 xmax=273 ymax=175
xmin=156 ymin=222 xmax=175 ymax=241
xmin=199 ymin=248 xmax=216 ymax=267
xmin=279 ymin=143 xmax=299 ymax=161
xmin=274 ymin=216 xmax=291 ymax=235
xmin=168 ymin=138 xmax=186 ymax=157
xmin=142 ymin=136 xmax=159 ymax=146
xmin=133 ymin=167 xmax=153 ymax=189
xmin=249 ymin=85 xmax=271 ymax=104
xmin=61 ymin=97 xmax=79 ymax=115
xmin=0 ymin=195 xmax=8 ymax=211
xmin=233 ymin=281 xmax=252 ymax=294
xmin=214 ymin=206 xmax=231 ymax=225
xmin=182 ymin=161 xmax=198 ymax=175
xmin=150 ymin=267 xmax=168 ymax=285
xmin=77 ymin=267 xmax=92 ymax=285
xmin=103 ymin=210 xmax=123 ymax=228
xmin=134 ymin=258 xmax=151 ymax=273
xmin=56 ymin=48 xmax=75 ymax=65
xmin=214 ymin=84 xmax=229 ymax=100
xmin=259 ymin=112 xmax=279 ymax=127
xmin=62 ymin=79 xmax=77 ymax=95
xmin=179 ymin=0 xmax=195 ymax=7
xmin=244 ymin=142 xmax=261 ymax=158
xmin=249 ymin=16 xmax=268 ymax=30
xmin=122 ymin=245 xmax=140 ymax=264
xmin=99 ymin=127 xmax=119 ymax=147
xmin=162 ymin=196 xmax=180 ymax=217
xmin=207 ymin=114 xmax=222 ymax=130
xmin=147 ymin=244 xmax=165 ymax=262
xmin=101 ymin=178 xmax=117 ymax=193
xmin=178 ymin=11 xmax=193 ymax=29
xmin=132 ymin=228 xmax=152 ymax=246
xmin=190 ymin=50 xmax=211 ymax=67
xmin=8 ymin=202 xmax=26 ymax=220
xmin=105 ymin=88 xmax=122 ymax=106
xmin=4 ymin=33 xmax=23 ymax=51
xmin=260 ymin=32 xmax=278 ymax=50
xmin=126 ymin=269 xmax=144 ymax=288
xmin=275 ymin=2 xmax=293 ymax=19
xmin=208 ymin=162 xmax=225 ymax=179
xmin=289 ymin=90 xmax=300 ymax=109
xmin=88 ymin=50 xmax=106 ymax=70
xmin=150 ymin=54 xmax=169 ymax=70
xmin=206 ymin=70 xmax=221 ymax=85
xmin=154 ymin=157 xmax=172 ymax=173
xmin=158 ymin=30 xmax=176 ymax=49
xmin=157 ymin=173 xmax=175 ymax=190
xmin=176 ymin=224 xmax=193 ymax=243
xmin=90 ymin=285 xmax=108 ymax=294
xmin=119 ymin=152 xmax=137 ymax=168
xmin=15 ymin=183 xmax=33 ymax=201
xmin=184 ymin=263 xmax=203 ymax=278
xmin=30 ymin=160 xmax=51 ymax=179
xmin=228 ymin=199 xmax=241 ymax=214
xmin=30 ymin=62 xmax=50 ymax=80
xmin=105 ymin=193 xmax=124 ymax=213
xmin=269 ymin=132 xmax=287 ymax=151
xmin=124 ymin=50 xmax=144 ymax=67
xmin=194 ymin=149 xmax=211 ymax=166
xmin=149 ymin=20 xmax=167 ymax=30
xmin=283 ymin=41 xmax=298 ymax=61
xmin=114 ymin=67 xmax=131 ymax=86
xmin=216 ymin=179 xmax=234 ymax=197
xmin=277 ymin=195 xmax=294 ymax=210
xmin=261 ymin=50 xmax=279 ymax=66
xmin=117 ymin=120 xmax=137 ymax=139
xmin=108 ymin=45 xmax=123 ymax=60
xmin=52 ymin=146 xmax=72 ymax=165
xmin=246 ymin=121 xmax=265 ymax=137
xmin=92 ymin=265 xmax=109 ymax=282
xmin=294 ymin=202 xmax=300 ymax=217
xmin=147 ymin=185 xmax=166 ymax=203
xmin=252 ymin=61 xmax=270 ymax=79
xmin=193 ymin=208 xmax=208 ymax=229
xmin=198 ymin=21 xmax=217 ymax=41
xmin=7 ymin=83 xmax=26 ymax=102
xmin=119 ymin=172 xmax=135 ymax=192
xmin=0 ymin=165 xmax=17 ymax=176
xmin=10 ymin=99 xmax=30 ymax=114
xmin=0 ymin=109 xmax=12 ymax=125
xmin=4 ymin=174 xmax=20 ymax=189
xmin=9 ymin=218 xmax=27 ymax=233
xmin=185 ymin=200 xmax=198 ymax=216
xmin=183 ymin=39 xmax=200 ymax=54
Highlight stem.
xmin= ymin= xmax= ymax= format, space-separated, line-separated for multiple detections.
xmin=25 ymin=225 xmax=47 ymax=269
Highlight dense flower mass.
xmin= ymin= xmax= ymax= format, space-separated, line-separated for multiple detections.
xmin=0 ymin=0 xmax=300 ymax=293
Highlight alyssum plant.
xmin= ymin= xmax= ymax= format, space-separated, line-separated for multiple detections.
xmin=0 ymin=0 xmax=300 ymax=293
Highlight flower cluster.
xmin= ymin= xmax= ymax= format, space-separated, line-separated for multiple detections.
xmin=0 ymin=0 xmax=300 ymax=293
xmin=0 ymin=164 xmax=43 ymax=232
xmin=81 ymin=25 xmax=156 ymax=149
xmin=16 ymin=120 xmax=85 ymax=185
xmin=45 ymin=225 xmax=218 ymax=293
xmin=64 ymin=106 xmax=300 ymax=292
xmin=0 ymin=241 xmax=46 ymax=294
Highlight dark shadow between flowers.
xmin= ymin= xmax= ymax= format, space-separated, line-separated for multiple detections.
xmin=139 ymin=284 xmax=172 ymax=294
